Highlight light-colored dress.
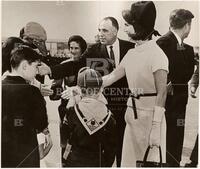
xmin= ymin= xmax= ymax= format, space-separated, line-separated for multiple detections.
xmin=120 ymin=39 xmax=169 ymax=167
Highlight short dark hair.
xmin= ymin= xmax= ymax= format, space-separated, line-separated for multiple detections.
xmin=2 ymin=37 xmax=24 ymax=73
xmin=170 ymin=9 xmax=194 ymax=29
xmin=103 ymin=17 xmax=119 ymax=31
xmin=68 ymin=35 xmax=87 ymax=54
xmin=19 ymin=27 xmax=25 ymax=39
xmin=10 ymin=45 xmax=41 ymax=69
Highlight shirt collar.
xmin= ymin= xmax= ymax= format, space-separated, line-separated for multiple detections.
xmin=107 ymin=38 xmax=119 ymax=49
xmin=171 ymin=29 xmax=182 ymax=45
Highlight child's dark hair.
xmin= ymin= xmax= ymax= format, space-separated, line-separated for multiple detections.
xmin=10 ymin=45 xmax=41 ymax=69
xmin=2 ymin=37 xmax=24 ymax=73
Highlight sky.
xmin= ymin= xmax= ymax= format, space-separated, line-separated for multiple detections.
xmin=1 ymin=0 xmax=199 ymax=46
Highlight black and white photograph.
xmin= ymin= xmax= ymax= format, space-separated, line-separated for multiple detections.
xmin=1 ymin=0 xmax=199 ymax=167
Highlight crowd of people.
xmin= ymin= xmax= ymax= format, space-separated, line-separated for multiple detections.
xmin=2 ymin=1 xmax=198 ymax=167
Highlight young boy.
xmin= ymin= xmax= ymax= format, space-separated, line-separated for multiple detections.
xmin=62 ymin=67 xmax=116 ymax=167
xmin=2 ymin=45 xmax=52 ymax=167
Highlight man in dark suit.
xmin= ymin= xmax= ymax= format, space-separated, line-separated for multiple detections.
xmin=39 ymin=17 xmax=135 ymax=167
xmin=156 ymin=9 xmax=195 ymax=167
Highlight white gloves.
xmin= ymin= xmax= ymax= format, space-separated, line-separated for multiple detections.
xmin=149 ymin=106 xmax=165 ymax=148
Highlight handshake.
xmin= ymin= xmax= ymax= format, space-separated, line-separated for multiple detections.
xmin=49 ymin=79 xmax=80 ymax=101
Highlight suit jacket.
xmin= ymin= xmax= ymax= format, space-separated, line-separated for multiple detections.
xmin=2 ymin=76 xmax=48 ymax=167
xmin=156 ymin=31 xmax=195 ymax=106
xmin=51 ymin=39 xmax=135 ymax=107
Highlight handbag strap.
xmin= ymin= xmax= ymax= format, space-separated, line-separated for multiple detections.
xmin=143 ymin=146 xmax=162 ymax=164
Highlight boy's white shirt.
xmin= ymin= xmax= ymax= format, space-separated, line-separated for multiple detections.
xmin=2 ymin=70 xmax=11 ymax=80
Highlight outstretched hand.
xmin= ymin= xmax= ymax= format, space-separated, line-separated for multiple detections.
xmin=61 ymin=86 xmax=80 ymax=100
xmin=40 ymin=84 xmax=53 ymax=96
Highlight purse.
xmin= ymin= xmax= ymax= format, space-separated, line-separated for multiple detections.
xmin=136 ymin=146 xmax=167 ymax=167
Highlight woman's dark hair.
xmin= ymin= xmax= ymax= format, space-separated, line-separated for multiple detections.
xmin=123 ymin=20 xmax=160 ymax=41
xmin=68 ymin=35 xmax=87 ymax=54
xmin=122 ymin=1 xmax=161 ymax=41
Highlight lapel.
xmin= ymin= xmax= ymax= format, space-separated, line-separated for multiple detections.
xmin=118 ymin=39 xmax=123 ymax=62
xmin=118 ymin=38 xmax=129 ymax=62
xmin=100 ymin=44 xmax=109 ymax=58
xmin=167 ymin=31 xmax=179 ymax=48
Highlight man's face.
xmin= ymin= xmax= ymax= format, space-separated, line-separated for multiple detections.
xmin=98 ymin=19 xmax=118 ymax=45
xmin=23 ymin=60 xmax=40 ymax=82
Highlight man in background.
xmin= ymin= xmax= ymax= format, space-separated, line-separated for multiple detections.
xmin=156 ymin=9 xmax=195 ymax=167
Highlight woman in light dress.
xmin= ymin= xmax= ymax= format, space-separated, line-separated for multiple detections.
xmin=103 ymin=1 xmax=168 ymax=167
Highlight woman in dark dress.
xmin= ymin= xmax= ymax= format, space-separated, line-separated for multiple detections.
xmin=50 ymin=35 xmax=87 ymax=166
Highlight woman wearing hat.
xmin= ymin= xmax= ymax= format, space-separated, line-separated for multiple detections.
xmin=103 ymin=1 xmax=168 ymax=167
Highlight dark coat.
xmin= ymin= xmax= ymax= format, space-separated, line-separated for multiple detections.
xmin=156 ymin=31 xmax=195 ymax=165
xmin=50 ymin=39 xmax=135 ymax=107
xmin=2 ymin=76 xmax=48 ymax=167
xmin=63 ymin=106 xmax=116 ymax=167
xmin=157 ymin=31 xmax=195 ymax=102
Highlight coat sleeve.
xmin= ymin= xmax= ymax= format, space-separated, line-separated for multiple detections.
xmin=31 ymin=87 xmax=48 ymax=132
xmin=50 ymin=58 xmax=85 ymax=79
xmin=50 ymin=43 xmax=97 ymax=80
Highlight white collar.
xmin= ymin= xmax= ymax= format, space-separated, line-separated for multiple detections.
xmin=107 ymin=38 xmax=119 ymax=49
xmin=171 ymin=29 xmax=182 ymax=45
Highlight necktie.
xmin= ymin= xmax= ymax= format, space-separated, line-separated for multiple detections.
xmin=109 ymin=46 xmax=115 ymax=68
